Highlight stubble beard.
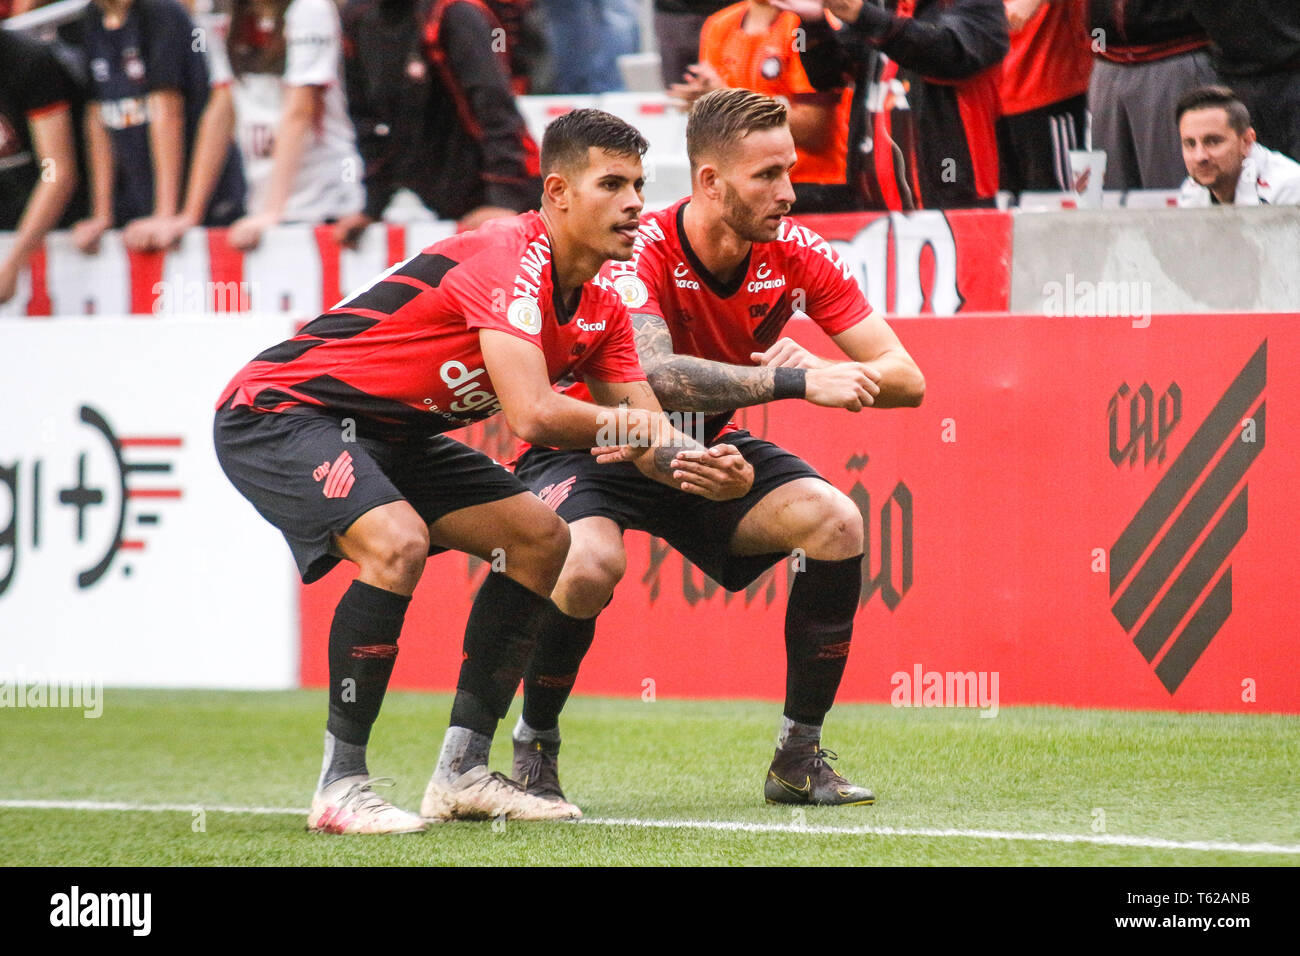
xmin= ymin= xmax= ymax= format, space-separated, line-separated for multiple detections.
xmin=721 ymin=182 xmax=779 ymax=244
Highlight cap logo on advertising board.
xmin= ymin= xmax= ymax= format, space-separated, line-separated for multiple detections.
xmin=0 ymin=406 xmax=182 ymax=598
xmin=1109 ymin=383 xmax=1182 ymax=468
xmin=1108 ymin=342 xmax=1266 ymax=693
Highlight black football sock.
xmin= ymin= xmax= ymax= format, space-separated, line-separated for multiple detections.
xmin=452 ymin=573 xmax=553 ymax=736
xmin=519 ymin=603 xmax=598 ymax=733
xmin=783 ymin=554 xmax=863 ymax=727
xmin=325 ymin=580 xmax=408 ymax=745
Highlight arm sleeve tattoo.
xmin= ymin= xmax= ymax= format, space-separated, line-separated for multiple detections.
xmin=631 ymin=312 xmax=802 ymax=413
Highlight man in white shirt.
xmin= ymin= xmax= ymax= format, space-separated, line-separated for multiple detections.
xmin=1177 ymin=85 xmax=1300 ymax=207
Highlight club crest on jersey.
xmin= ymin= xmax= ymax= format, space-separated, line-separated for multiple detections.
xmin=507 ymin=297 xmax=543 ymax=335
xmin=760 ymin=56 xmax=782 ymax=79
xmin=748 ymin=262 xmax=786 ymax=292
xmin=613 ymin=274 xmax=648 ymax=309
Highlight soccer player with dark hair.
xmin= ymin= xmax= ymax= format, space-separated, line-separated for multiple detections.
xmin=505 ymin=88 xmax=924 ymax=812
xmin=214 ymin=108 xmax=753 ymax=832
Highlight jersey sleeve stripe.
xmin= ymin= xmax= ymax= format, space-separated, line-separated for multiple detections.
xmin=391 ymin=252 xmax=458 ymax=286
xmin=298 ymin=313 xmax=381 ymax=339
xmin=252 ymin=338 xmax=326 ymax=364
xmin=384 ymin=274 xmax=437 ymax=294
xmin=350 ymin=280 xmax=423 ymax=315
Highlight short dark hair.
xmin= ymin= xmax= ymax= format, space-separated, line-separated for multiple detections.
xmin=687 ymin=89 xmax=788 ymax=170
xmin=1176 ymin=85 xmax=1252 ymax=134
xmin=540 ymin=109 xmax=649 ymax=175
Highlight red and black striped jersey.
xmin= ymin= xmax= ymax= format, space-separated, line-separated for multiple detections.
xmin=579 ymin=199 xmax=869 ymax=437
xmin=217 ymin=211 xmax=646 ymax=437
xmin=598 ymin=199 xmax=869 ymax=366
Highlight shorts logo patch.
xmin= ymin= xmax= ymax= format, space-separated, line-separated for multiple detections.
xmin=322 ymin=450 xmax=356 ymax=499
xmin=537 ymin=475 xmax=577 ymax=511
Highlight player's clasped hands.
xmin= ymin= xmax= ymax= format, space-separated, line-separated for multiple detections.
xmin=751 ymin=336 xmax=831 ymax=370
xmin=751 ymin=339 xmax=882 ymax=411
xmin=670 ymin=444 xmax=755 ymax=501
xmin=805 ymin=362 xmax=882 ymax=411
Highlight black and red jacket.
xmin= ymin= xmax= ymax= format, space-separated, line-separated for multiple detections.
xmin=803 ymin=0 xmax=1008 ymax=210
xmin=1087 ymin=0 xmax=1209 ymax=64
xmin=342 ymin=0 xmax=541 ymax=221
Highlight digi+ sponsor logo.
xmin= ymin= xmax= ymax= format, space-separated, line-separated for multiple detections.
xmin=0 ymin=405 xmax=183 ymax=597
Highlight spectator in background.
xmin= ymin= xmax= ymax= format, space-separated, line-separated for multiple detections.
xmin=997 ymin=0 xmax=1091 ymax=194
xmin=1188 ymin=0 xmax=1300 ymax=163
xmin=537 ymin=0 xmax=639 ymax=93
xmin=123 ymin=0 xmax=247 ymax=250
xmin=481 ymin=0 xmax=544 ymax=94
xmin=0 ymin=30 xmax=87 ymax=304
xmin=215 ymin=0 xmax=364 ymax=250
xmin=654 ymin=0 xmax=730 ymax=90
xmin=1087 ymin=0 xmax=1217 ymax=190
xmin=334 ymin=0 xmax=541 ymax=242
xmin=670 ymin=0 xmax=857 ymax=212
xmin=774 ymin=0 xmax=1008 ymax=210
xmin=1176 ymin=85 xmax=1300 ymax=207
xmin=73 ymin=0 xmax=245 ymax=254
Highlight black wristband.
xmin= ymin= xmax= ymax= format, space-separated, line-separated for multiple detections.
xmin=772 ymin=367 xmax=807 ymax=400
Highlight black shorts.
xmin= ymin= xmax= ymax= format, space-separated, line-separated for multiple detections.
xmin=514 ymin=430 xmax=823 ymax=591
xmin=214 ymin=406 xmax=526 ymax=583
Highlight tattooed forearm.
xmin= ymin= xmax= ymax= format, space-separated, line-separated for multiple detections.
xmin=652 ymin=445 xmax=679 ymax=479
xmin=632 ymin=312 xmax=779 ymax=413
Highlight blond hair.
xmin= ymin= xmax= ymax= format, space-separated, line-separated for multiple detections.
xmin=686 ymin=89 xmax=789 ymax=172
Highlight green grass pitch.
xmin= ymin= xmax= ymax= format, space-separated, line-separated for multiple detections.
xmin=0 ymin=689 xmax=1296 ymax=866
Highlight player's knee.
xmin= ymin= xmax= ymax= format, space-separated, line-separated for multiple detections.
xmin=806 ymin=490 xmax=864 ymax=560
xmin=559 ymin=541 xmax=626 ymax=616
xmin=375 ymin=524 xmax=430 ymax=588
xmin=515 ymin=509 xmax=571 ymax=581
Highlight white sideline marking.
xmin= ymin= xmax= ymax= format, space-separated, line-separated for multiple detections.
xmin=2 ymin=799 xmax=1296 ymax=855
xmin=1 ymin=799 xmax=301 ymax=816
